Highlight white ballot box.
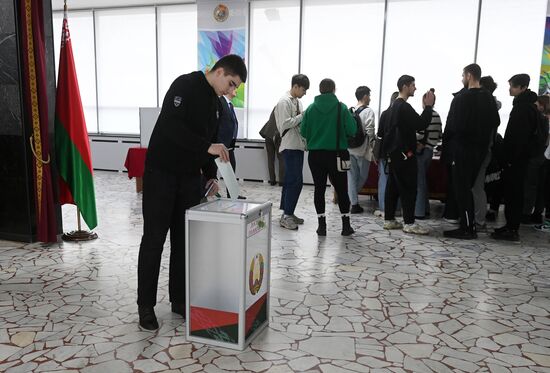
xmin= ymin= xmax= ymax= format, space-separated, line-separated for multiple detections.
xmin=185 ymin=199 xmax=272 ymax=350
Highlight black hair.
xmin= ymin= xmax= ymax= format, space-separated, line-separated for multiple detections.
xmin=397 ymin=75 xmax=415 ymax=92
xmin=211 ymin=54 xmax=247 ymax=83
xmin=291 ymin=74 xmax=310 ymax=90
xmin=355 ymin=86 xmax=371 ymax=101
xmin=463 ymin=63 xmax=481 ymax=81
xmin=388 ymin=92 xmax=399 ymax=108
xmin=319 ymin=78 xmax=336 ymax=94
xmin=508 ymin=74 xmax=530 ymax=88
xmin=480 ymin=76 xmax=497 ymax=93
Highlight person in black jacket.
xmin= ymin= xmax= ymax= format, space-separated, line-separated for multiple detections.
xmin=137 ymin=55 xmax=247 ymax=330
xmin=381 ymin=75 xmax=434 ymax=235
xmin=492 ymin=74 xmax=539 ymax=241
xmin=443 ymin=64 xmax=500 ymax=239
xmin=217 ymin=88 xmax=245 ymax=198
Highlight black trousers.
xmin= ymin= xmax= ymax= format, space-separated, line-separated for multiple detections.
xmin=452 ymin=153 xmax=483 ymax=232
xmin=137 ymin=167 xmax=201 ymax=307
xmin=503 ymin=162 xmax=528 ymax=230
xmin=265 ymin=136 xmax=284 ymax=183
xmin=385 ymin=152 xmax=417 ymax=225
xmin=308 ymin=150 xmax=350 ymax=214
xmin=443 ymin=164 xmax=458 ymax=220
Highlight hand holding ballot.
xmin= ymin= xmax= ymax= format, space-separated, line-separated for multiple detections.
xmin=208 ymin=143 xmax=230 ymax=162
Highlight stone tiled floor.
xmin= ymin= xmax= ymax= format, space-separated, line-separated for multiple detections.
xmin=1 ymin=170 xmax=550 ymax=372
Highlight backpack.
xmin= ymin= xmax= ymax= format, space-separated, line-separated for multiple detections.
xmin=347 ymin=106 xmax=367 ymax=148
xmin=530 ymin=109 xmax=549 ymax=157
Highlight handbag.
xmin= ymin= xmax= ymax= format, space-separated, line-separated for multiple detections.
xmin=335 ymin=102 xmax=351 ymax=172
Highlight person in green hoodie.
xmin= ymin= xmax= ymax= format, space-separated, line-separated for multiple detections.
xmin=301 ymin=78 xmax=357 ymax=236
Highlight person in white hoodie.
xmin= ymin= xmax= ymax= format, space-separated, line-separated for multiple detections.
xmin=348 ymin=86 xmax=375 ymax=213
xmin=275 ymin=74 xmax=310 ymax=230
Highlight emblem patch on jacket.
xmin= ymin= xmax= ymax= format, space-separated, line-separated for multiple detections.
xmin=174 ymin=96 xmax=182 ymax=107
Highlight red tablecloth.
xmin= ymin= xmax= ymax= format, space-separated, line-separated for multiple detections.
xmin=360 ymin=157 xmax=448 ymax=200
xmin=124 ymin=147 xmax=147 ymax=179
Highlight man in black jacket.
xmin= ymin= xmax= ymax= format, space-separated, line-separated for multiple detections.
xmin=382 ymin=75 xmax=434 ymax=235
xmin=443 ymin=64 xmax=500 ymax=239
xmin=137 ymin=55 xmax=247 ymax=330
xmin=217 ymin=88 xmax=245 ymax=198
xmin=492 ymin=74 xmax=539 ymax=241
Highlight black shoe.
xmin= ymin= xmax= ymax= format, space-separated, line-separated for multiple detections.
xmin=341 ymin=216 xmax=354 ymax=236
xmin=350 ymin=204 xmax=364 ymax=214
xmin=494 ymin=225 xmax=508 ymax=233
xmin=138 ymin=306 xmax=159 ymax=330
xmin=491 ymin=228 xmax=519 ymax=242
xmin=485 ymin=211 xmax=496 ymax=222
xmin=443 ymin=228 xmax=477 ymax=240
xmin=530 ymin=213 xmax=543 ymax=224
xmin=237 ymin=195 xmax=247 ymax=200
xmin=171 ymin=303 xmax=186 ymax=318
xmin=415 ymin=215 xmax=427 ymax=220
xmin=521 ymin=214 xmax=533 ymax=224
xmin=269 ymin=180 xmax=277 ymax=186
xmin=316 ymin=216 xmax=326 ymax=236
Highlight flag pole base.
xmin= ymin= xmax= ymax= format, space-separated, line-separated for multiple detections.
xmin=62 ymin=230 xmax=98 ymax=242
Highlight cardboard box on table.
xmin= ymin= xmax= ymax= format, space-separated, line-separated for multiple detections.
xmin=185 ymin=199 xmax=271 ymax=350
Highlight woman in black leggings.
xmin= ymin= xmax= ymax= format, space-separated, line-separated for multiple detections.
xmin=300 ymin=79 xmax=357 ymax=236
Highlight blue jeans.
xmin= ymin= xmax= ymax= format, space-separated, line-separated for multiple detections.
xmin=280 ymin=150 xmax=304 ymax=215
xmin=347 ymin=154 xmax=371 ymax=205
xmin=415 ymin=147 xmax=433 ymax=217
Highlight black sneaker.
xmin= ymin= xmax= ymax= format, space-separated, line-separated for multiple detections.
xmin=443 ymin=228 xmax=477 ymax=240
xmin=171 ymin=303 xmax=186 ymax=318
xmin=521 ymin=214 xmax=533 ymax=224
xmin=269 ymin=180 xmax=277 ymax=186
xmin=350 ymin=204 xmax=364 ymax=214
xmin=491 ymin=228 xmax=519 ymax=242
xmin=530 ymin=214 xmax=543 ymax=224
xmin=138 ymin=306 xmax=159 ymax=330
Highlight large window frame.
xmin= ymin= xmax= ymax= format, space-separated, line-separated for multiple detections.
xmin=52 ymin=0 xmax=548 ymax=138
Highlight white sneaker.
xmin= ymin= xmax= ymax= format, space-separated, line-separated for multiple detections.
xmin=403 ymin=223 xmax=429 ymax=235
xmin=374 ymin=210 xmax=385 ymax=218
xmin=280 ymin=215 xmax=298 ymax=230
xmin=444 ymin=218 xmax=459 ymax=224
xmin=383 ymin=220 xmax=403 ymax=230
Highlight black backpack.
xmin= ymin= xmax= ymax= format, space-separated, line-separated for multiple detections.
xmin=531 ymin=110 xmax=549 ymax=156
xmin=347 ymin=106 xmax=367 ymax=148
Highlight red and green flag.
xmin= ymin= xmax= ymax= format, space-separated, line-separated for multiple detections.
xmin=55 ymin=9 xmax=97 ymax=230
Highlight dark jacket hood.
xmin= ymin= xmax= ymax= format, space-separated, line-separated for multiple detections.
xmin=513 ymin=89 xmax=537 ymax=106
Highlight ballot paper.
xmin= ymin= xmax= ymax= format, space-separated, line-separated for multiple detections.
xmin=215 ymin=158 xmax=240 ymax=199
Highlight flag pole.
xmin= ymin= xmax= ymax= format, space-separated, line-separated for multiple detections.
xmin=58 ymin=0 xmax=98 ymax=242
xmin=62 ymin=207 xmax=98 ymax=241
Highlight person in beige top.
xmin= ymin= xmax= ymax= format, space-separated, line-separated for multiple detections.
xmin=348 ymin=86 xmax=376 ymax=214
xmin=275 ymin=74 xmax=310 ymax=230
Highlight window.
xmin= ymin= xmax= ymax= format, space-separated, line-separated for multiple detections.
xmin=52 ymin=11 xmax=98 ymax=133
xmin=157 ymin=4 xmax=198 ymax=103
xmin=248 ymin=0 xmax=300 ymax=139
xmin=476 ymin=0 xmax=547 ymax=134
xmin=95 ymin=8 xmax=157 ymax=134
xmin=301 ymin=0 xmax=385 ymax=117
xmin=381 ymin=0 xmax=479 ymax=126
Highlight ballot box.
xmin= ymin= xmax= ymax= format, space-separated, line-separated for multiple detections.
xmin=185 ymin=199 xmax=272 ymax=350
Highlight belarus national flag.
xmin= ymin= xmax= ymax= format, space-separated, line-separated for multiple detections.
xmin=55 ymin=9 xmax=97 ymax=230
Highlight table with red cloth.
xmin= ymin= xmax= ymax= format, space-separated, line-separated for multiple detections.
xmin=360 ymin=156 xmax=448 ymax=200
xmin=124 ymin=147 xmax=147 ymax=192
